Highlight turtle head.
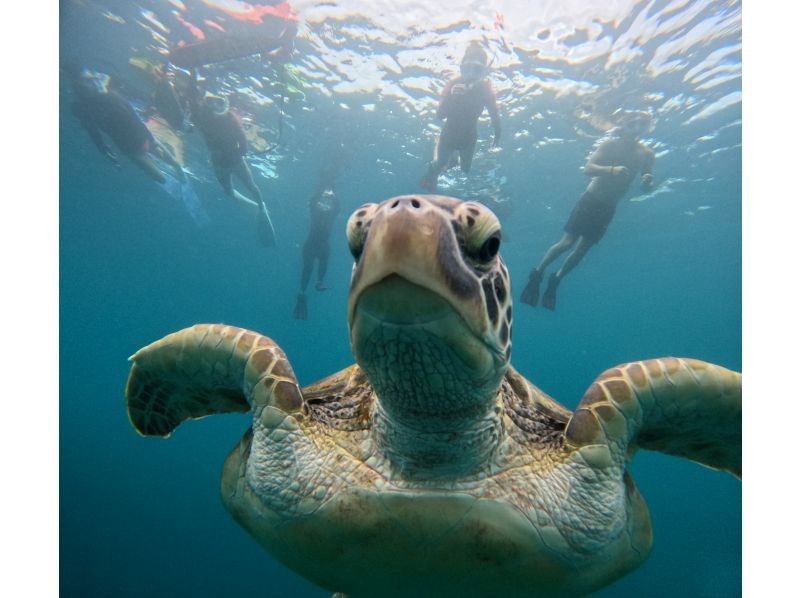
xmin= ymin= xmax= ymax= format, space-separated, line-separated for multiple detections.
xmin=347 ymin=195 xmax=512 ymax=440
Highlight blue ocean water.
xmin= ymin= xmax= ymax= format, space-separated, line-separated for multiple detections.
xmin=60 ymin=1 xmax=741 ymax=596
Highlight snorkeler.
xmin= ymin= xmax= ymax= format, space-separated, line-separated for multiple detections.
xmin=66 ymin=66 xmax=185 ymax=184
xmin=188 ymin=69 xmax=276 ymax=247
xmin=520 ymin=111 xmax=656 ymax=311
xmin=419 ymin=42 xmax=501 ymax=192
xmin=293 ymin=165 xmax=342 ymax=320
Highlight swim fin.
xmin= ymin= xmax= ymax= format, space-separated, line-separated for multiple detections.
xmin=520 ymin=269 xmax=543 ymax=307
xmin=293 ymin=293 xmax=308 ymax=320
xmin=258 ymin=202 xmax=277 ymax=247
xmin=542 ymin=273 xmax=560 ymax=311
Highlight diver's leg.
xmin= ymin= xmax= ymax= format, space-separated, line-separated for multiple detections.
xmin=316 ymin=244 xmax=330 ymax=291
xmin=521 ymin=234 xmax=575 ymax=307
xmin=234 ymin=157 xmax=275 ymax=246
xmin=216 ymin=164 xmax=258 ymax=210
xmin=151 ymin=140 xmax=185 ymax=181
xmin=300 ymin=240 xmax=314 ymax=293
xmin=538 ymin=233 xmax=576 ymax=272
xmin=421 ymin=136 xmax=454 ymax=191
xmin=458 ymin=138 xmax=477 ymax=174
xmin=555 ymin=236 xmax=592 ymax=279
xmin=293 ymin=240 xmax=314 ymax=320
xmin=232 ymin=157 xmax=263 ymax=205
xmin=542 ymin=237 xmax=592 ymax=311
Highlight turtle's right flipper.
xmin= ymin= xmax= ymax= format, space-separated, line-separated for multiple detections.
xmin=126 ymin=324 xmax=304 ymax=437
xmin=565 ymin=358 xmax=741 ymax=478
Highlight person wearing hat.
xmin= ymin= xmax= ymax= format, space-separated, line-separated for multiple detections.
xmin=419 ymin=42 xmax=501 ymax=192
xmin=520 ymin=111 xmax=656 ymax=311
xmin=189 ymin=69 xmax=276 ymax=246
xmin=66 ymin=65 xmax=186 ymax=184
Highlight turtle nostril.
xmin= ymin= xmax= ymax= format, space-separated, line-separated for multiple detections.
xmin=411 ymin=199 xmax=421 ymax=209
xmin=391 ymin=200 xmax=400 ymax=208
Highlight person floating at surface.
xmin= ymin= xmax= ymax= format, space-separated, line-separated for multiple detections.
xmin=66 ymin=66 xmax=185 ymax=184
xmin=188 ymin=69 xmax=276 ymax=246
xmin=419 ymin=41 xmax=501 ymax=192
xmin=520 ymin=111 xmax=656 ymax=311
xmin=293 ymin=165 xmax=341 ymax=320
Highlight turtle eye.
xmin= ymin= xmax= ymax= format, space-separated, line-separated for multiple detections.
xmin=478 ymin=233 xmax=501 ymax=262
xmin=348 ymin=235 xmax=364 ymax=261
xmin=347 ymin=203 xmax=377 ymax=262
xmin=457 ymin=202 xmax=502 ymax=264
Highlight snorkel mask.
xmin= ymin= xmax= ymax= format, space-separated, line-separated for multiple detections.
xmin=204 ymin=92 xmax=230 ymax=116
xmin=616 ymin=111 xmax=652 ymax=138
xmin=460 ymin=60 xmax=486 ymax=81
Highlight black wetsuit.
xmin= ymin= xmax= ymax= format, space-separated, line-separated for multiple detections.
xmin=72 ymin=90 xmax=154 ymax=158
xmin=564 ymin=137 xmax=652 ymax=245
xmin=301 ymin=190 xmax=339 ymax=290
xmin=194 ymin=108 xmax=248 ymax=170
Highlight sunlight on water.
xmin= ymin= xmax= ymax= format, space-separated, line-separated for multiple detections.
xmin=103 ymin=0 xmax=741 ymax=205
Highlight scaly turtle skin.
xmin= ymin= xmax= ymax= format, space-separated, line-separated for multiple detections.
xmin=126 ymin=195 xmax=741 ymax=597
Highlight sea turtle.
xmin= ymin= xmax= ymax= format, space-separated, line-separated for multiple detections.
xmin=126 ymin=194 xmax=741 ymax=596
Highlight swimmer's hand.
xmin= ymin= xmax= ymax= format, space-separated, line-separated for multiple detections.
xmin=641 ymin=173 xmax=655 ymax=190
xmin=451 ymin=83 xmax=468 ymax=95
xmin=610 ymin=165 xmax=629 ymax=177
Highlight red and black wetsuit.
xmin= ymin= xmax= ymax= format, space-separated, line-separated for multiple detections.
xmin=437 ymin=78 xmax=500 ymax=154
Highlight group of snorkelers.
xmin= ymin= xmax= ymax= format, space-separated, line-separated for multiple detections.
xmin=65 ymin=39 xmax=656 ymax=315
xmin=64 ymin=64 xmax=276 ymax=246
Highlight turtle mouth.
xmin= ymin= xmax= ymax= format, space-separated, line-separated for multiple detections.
xmin=356 ymin=274 xmax=453 ymax=325
xmin=351 ymin=274 xmax=501 ymax=377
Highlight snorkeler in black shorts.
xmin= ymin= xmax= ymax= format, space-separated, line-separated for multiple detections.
xmin=520 ymin=111 xmax=656 ymax=310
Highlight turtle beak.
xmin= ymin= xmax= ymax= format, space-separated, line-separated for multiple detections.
xmin=348 ymin=196 xmax=485 ymax=337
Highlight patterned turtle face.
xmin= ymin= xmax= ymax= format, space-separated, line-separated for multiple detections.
xmin=347 ymin=195 xmax=513 ymax=380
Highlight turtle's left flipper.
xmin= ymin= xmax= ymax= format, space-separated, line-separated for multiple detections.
xmin=565 ymin=358 xmax=741 ymax=478
xmin=126 ymin=324 xmax=304 ymax=437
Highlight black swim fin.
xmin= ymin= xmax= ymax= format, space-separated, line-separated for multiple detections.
xmin=292 ymin=293 xmax=308 ymax=320
xmin=520 ymin=269 xmax=543 ymax=307
xmin=542 ymin=273 xmax=560 ymax=311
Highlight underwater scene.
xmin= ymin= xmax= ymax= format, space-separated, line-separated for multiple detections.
xmin=60 ymin=0 xmax=741 ymax=596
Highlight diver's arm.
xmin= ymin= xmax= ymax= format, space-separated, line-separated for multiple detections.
xmin=582 ymin=142 xmax=616 ymax=177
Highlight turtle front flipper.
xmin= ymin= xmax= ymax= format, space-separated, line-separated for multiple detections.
xmin=565 ymin=357 xmax=741 ymax=478
xmin=126 ymin=324 xmax=303 ymax=437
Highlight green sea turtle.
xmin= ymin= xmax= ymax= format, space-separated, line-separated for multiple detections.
xmin=126 ymin=194 xmax=741 ymax=596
